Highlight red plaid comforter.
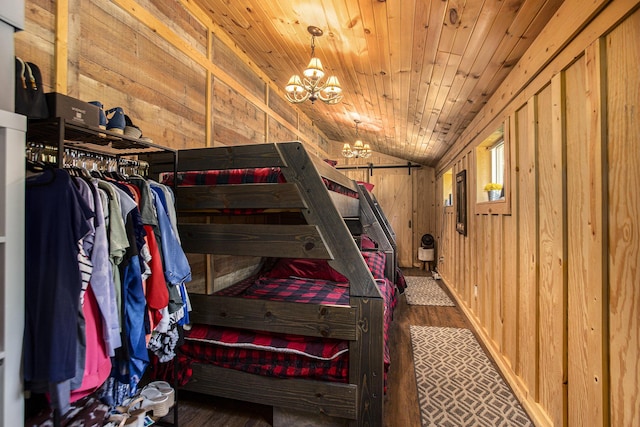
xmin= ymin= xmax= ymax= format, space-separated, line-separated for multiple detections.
xmin=173 ymin=271 xmax=396 ymax=386
xmin=161 ymin=168 xmax=359 ymax=199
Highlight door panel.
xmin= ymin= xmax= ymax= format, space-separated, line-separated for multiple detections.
xmin=369 ymin=169 xmax=412 ymax=267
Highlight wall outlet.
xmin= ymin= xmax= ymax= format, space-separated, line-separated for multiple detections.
xmin=474 ymin=284 xmax=478 ymax=298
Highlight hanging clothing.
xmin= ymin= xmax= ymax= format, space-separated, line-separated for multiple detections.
xmin=85 ymin=178 xmax=121 ymax=356
xmin=25 ymin=166 xmax=192 ymax=415
xmin=69 ymin=285 xmax=112 ymax=402
xmin=97 ymin=180 xmax=129 ymax=329
xmin=24 ymin=169 xmax=94 ymax=392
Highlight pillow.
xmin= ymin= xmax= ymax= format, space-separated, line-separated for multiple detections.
xmin=362 ymin=251 xmax=386 ymax=280
xmin=360 ymin=234 xmax=377 ymax=249
xmin=357 ymin=181 xmax=375 ymax=192
xmin=264 ymin=258 xmax=348 ymax=283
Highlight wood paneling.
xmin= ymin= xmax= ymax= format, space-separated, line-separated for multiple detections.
xmin=412 ymin=166 xmax=436 ymax=267
xmin=536 ymin=80 xmax=566 ymax=426
xmin=139 ymin=0 xmax=208 ymax=55
xmin=75 ymin=1 xmax=208 ymax=149
xmin=566 ymin=44 xmax=608 ymax=426
xmin=502 ymin=114 xmax=519 ymax=372
xmin=15 ymin=0 xmax=55 ymax=91
xmin=18 ymin=0 xmax=339 ymax=156
xmin=268 ymin=116 xmax=297 ymax=143
xmin=212 ymin=77 xmax=266 ymax=146
xmin=15 ymin=0 xmax=640 ymax=425
xmin=212 ymin=33 xmax=265 ymax=100
xmin=370 ymin=168 xmax=413 ymax=267
xmin=268 ymin=90 xmax=297 ymax=128
xmin=435 ymin=4 xmax=640 ymax=426
xmin=606 ymin=10 xmax=640 ymax=426
xmin=516 ymin=101 xmax=537 ymax=396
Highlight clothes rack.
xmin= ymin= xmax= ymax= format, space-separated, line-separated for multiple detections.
xmin=25 ymin=117 xmax=180 ymax=427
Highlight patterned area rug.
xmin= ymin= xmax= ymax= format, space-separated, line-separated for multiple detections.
xmin=404 ymin=276 xmax=455 ymax=306
xmin=410 ymin=326 xmax=533 ymax=427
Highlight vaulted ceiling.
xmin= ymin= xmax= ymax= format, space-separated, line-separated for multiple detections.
xmin=193 ymin=0 xmax=564 ymax=166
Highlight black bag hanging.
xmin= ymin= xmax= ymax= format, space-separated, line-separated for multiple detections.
xmin=15 ymin=57 xmax=49 ymax=119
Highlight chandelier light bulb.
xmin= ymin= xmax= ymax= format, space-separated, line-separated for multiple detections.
xmin=342 ymin=143 xmax=354 ymax=158
xmin=304 ymin=57 xmax=325 ymax=80
xmin=285 ymin=75 xmax=304 ymax=93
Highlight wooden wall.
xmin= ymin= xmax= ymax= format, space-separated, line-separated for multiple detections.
xmin=14 ymin=0 xmax=332 ymax=156
xmin=14 ymin=0 xmax=349 ymax=288
xmin=336 ymin=152 xmax=436 ymax=269
xmin=435 ymin=1 xmax=640 ymax=426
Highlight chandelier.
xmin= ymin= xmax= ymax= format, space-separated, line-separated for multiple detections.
xmin=342 ymin=120 xmax=372 ymax=158
xmin=285 ymin=26 xmax=343 ymax=105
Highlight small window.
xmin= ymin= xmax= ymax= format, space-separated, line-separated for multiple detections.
xmin=442 ymin=168 xmax=453 ymax=207
xmin=491 ymin=141 xmax=504 ymax=186
xmin=476 ymin=125 xmax=504 ymax=203
xmin=475 ymin=119 xmax=511 ymax=215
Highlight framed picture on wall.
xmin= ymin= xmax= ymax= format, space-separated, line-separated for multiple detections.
xmin=456 ymin=170 xmax=467 ymax=235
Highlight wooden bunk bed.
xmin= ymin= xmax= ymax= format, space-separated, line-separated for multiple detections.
xmin=353 ymin=184 xmax=398 ymax=284
xmin=145 ymin=142 xmax=395 ymax=426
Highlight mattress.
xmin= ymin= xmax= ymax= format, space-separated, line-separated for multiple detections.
xmin=165 ymin=258 xmax=396 ymax=386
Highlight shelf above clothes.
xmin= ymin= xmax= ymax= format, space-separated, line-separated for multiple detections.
xmin=26 ymin=118 xmax=176 ymax=168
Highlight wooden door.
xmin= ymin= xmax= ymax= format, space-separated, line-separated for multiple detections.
xmin=369 ymin=169 xmax=413 ymax=267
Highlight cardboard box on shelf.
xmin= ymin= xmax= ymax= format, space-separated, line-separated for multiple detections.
xmin=45 ymin=92 xmax=99 ymax=128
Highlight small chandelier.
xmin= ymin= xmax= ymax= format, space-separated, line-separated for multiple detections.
xmin=285 ymin=26 xmax=343 ymax=105
xmin=342 ymin=120 xmax=372 ymax=158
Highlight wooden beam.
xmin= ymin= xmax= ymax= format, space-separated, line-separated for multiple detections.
xmin=176 ymin=143 xmax=284 ymax=171
xmin=179 ymin=223 xmax=331 ymax=259
xmin=566 ymin=39 xmax=608 ymax=427
xmin=183 ymin=364 xmax=358 ymax=420
xmin=176 ymin=183 xmax=306 ymax=212
xmin=189 ymin=295 xmax=357 ymax=340
xmin=348 ymin=297 xmax=385 ymax=426
xmin=276 ymin=143 xmax=380 ymax=298
xmin=206 ymin=30 xmax=212 ymax=147
xmin=310 ymin=155 xmax=359 ymax=193
xmin=54 ymin=0 xmax=68 ymax=93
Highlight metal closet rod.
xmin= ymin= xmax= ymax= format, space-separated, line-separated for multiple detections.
xmin=335 ymin=162 xmax=421 ymax=175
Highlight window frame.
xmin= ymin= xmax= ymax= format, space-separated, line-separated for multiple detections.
xmin=475 ymin=117 xmax=512 ymax=215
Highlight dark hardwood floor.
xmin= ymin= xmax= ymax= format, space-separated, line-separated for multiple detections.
xmin=157 ymin=268 xmax=473 ymax=427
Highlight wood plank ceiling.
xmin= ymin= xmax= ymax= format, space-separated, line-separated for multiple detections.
xmin=193 ymin=0 xmax=564 ymax=166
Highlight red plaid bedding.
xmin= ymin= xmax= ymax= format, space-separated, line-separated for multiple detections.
xmin=161 ymin=168 xmax=359 ymax=199
xmin=171 ymin=265 xmax=396 ymax=386
xmin=180 ymin=325 xmax=349 ymax=383
xmin=362 ymin=250 xmax=387 ymax=280
xmin=163 ymin=168 xmax=285 ymax=186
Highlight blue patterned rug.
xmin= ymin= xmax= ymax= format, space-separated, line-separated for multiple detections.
xmin=410 ymin=326 xmax=532 ymax=426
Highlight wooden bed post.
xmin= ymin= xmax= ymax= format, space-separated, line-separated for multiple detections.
xmin=276 ymin=143 xmax=386 ymax=426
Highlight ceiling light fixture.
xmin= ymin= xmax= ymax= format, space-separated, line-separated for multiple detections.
xmin=342 ymin=120 xmax=371 ymax=158
xmin=285 ymin=26 xmax=343 ymax=105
